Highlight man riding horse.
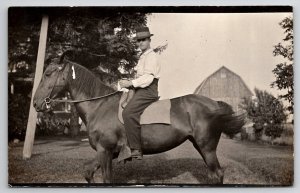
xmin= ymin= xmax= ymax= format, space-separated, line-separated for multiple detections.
xmin=119 ymin=27 xmax=160 ymax=160
xmin=33 ymin=26 xmax=244 ymax=183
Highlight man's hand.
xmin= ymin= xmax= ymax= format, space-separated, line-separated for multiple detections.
xmin=119 ymin=79 xmax=133 ymax=88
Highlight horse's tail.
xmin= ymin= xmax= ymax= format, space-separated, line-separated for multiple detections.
xmin=215 ymin=101 xmax=246 ymax=138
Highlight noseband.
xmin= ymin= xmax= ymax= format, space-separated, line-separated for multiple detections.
xmin=44 ymin=97 xmax=52 ymax=109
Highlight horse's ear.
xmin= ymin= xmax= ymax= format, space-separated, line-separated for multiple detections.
xmin=58 ymin=51 xmax=70 ymax=71
xmin=58 ymin=62 xmax=68 ymax=71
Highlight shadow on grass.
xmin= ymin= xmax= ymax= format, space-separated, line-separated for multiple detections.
xmin=32 ymin=145 xmax=91 ymax=157
xmin=112 ymin=155 xmax=209 ymax=184
xmin=61 ymin=141 xmax=86 ymax=147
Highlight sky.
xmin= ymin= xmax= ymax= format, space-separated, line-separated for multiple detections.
xmin=146 ymin=13 xmax=292 ymax=100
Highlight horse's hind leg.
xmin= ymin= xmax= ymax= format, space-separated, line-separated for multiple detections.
xmin=190 ymin=138 xmax=224 ymax=184
xmin=201 ymin=149 xmax=224 ymax=184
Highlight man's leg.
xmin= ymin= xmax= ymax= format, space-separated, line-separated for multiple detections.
xmin=122 ymin=89 xmax=158 ymax=153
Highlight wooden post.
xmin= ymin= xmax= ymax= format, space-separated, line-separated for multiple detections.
xmin=23 ymin=15 xmax=49 ymax=159
xmin=70 ymin=103 xmax=80 ymax=137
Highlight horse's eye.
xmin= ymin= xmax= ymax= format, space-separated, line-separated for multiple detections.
xmin=45 ymin=68 xmax=56 ymax=76
xmin=45 ymin=71 xmax=52 ymax=76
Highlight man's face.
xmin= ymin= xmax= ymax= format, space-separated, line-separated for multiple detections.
xmin=137 ymin=38 xmax=151 ymax=51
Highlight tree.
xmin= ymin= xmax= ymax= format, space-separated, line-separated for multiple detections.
xmin=8 ymin=8 xmax=41 ymax=75
xmin=8 ymin=7 xmax=150 ymax=139
xmin=9 ymin=7 xmax=150 ymax=77
xmin=46 ymin=8 xmax=149 ymax=81
xmin=8 ymin=8 xmax=41 ymax=141
xmin=45 ymin=9 xmax=150 ymax=137
xmin=271 ymin=16 xmax=293 ymax=114
xmin=240 ymin=88 xmax=287 ymax=139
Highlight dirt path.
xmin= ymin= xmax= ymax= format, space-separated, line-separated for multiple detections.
xmin=8 ymin=136 xmax=293 ymax=186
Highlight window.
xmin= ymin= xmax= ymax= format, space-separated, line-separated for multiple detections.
xmin=221 ymin=72 xmax=227 ymax=78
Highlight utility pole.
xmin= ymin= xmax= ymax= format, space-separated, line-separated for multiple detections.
xmin=23 ymin=15 xmax=49 ymax=159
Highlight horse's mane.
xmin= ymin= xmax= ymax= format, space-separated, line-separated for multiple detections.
xmin=65 ymin=60 xmax=116 ymax=98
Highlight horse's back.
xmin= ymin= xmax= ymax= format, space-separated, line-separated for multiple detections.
xmin=181 ymin=94 xmax=219 ymax=108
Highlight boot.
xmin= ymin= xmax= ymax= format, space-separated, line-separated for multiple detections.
xmin=131 ymin=149 xmax=143 ymax=160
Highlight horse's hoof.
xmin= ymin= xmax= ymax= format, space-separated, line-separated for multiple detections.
xmin=85 ymin=177 xmax=95 ymax=183
xmin=85 ymin=177 xmax=90 ymax=183
xmin=84 ymin=172 xmax=95 ymax=183
xmin=123 ymin=157 xmax=132 ymax=164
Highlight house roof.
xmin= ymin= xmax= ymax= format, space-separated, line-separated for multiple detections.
xmin=194 ymin=66 xmax=253 ymax=96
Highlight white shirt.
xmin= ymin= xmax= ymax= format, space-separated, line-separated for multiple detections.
xmin=132 ymin=48 xmax=161 ymax=88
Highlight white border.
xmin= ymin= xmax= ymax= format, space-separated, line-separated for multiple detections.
xmin=1 ymin=1 xmax=299 ymax=193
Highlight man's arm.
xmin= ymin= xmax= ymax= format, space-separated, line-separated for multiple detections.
xmin=132 ymin=53 xmax=157 ymax=88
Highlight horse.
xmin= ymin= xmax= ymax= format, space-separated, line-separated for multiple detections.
xmin=33 ymin=59 xmax=245 ymax=184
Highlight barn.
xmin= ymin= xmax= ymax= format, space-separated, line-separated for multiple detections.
xmin=194 ymin=66 xmax=253 ymax=113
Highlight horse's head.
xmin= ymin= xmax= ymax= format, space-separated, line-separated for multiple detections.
xmin=33 ymin=61 xmax=70 ymax=112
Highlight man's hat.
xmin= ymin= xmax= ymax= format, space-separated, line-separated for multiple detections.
xmin=135 ymin=27 xmax=153 ymax=40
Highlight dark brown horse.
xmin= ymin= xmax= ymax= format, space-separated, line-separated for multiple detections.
xmin=33 ymin=59 xmax=245 ymax=184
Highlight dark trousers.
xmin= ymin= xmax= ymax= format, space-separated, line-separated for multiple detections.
xmin=122 ymin=79 xmax=159 ymax=150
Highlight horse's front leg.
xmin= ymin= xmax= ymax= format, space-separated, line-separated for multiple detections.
xmin=84 ymin=145 xmax=113 ymax=183
xmin=100 ymin=150 xmax=113 ymax=183
xmin=84 ymin=148 xmax=102 ymax=183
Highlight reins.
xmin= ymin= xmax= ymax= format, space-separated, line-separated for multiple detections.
xmin=48 ymin=90 xmax=121 ymax=104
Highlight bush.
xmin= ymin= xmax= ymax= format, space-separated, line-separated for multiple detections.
xmin=36 ymin=112 xmax=70 ymax=136
xmin=8 ymin=93 xmax=72 ymax=140
xmin=239 ymin=119 xmax=293 ymax=146
xmin=253 ymin=122 xmax=264 ymax=140
xmin=8 ymin=93 xmax=30 ymax=141
xmin=240 ymin=88 xmax=287 ymax=139
xmin=272 ymin=136 xmax=293 ymax=146
xmin=272 ymin=123 xmax=294 ymax=146
xmin=265 ymin=124 xmax=284 ymax=139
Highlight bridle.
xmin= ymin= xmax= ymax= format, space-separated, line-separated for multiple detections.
xmin=43 ymin=65 xmax=65 ymax=109
xmin=43 ymin=63 xmax=120 ymax=109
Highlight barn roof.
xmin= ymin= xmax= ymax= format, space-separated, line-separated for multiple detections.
xmin=194 ymin=66 xmax=253 ymax=96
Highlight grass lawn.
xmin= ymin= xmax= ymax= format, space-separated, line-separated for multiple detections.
xmin=8 ymin=136 xmax=293 ymax=186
